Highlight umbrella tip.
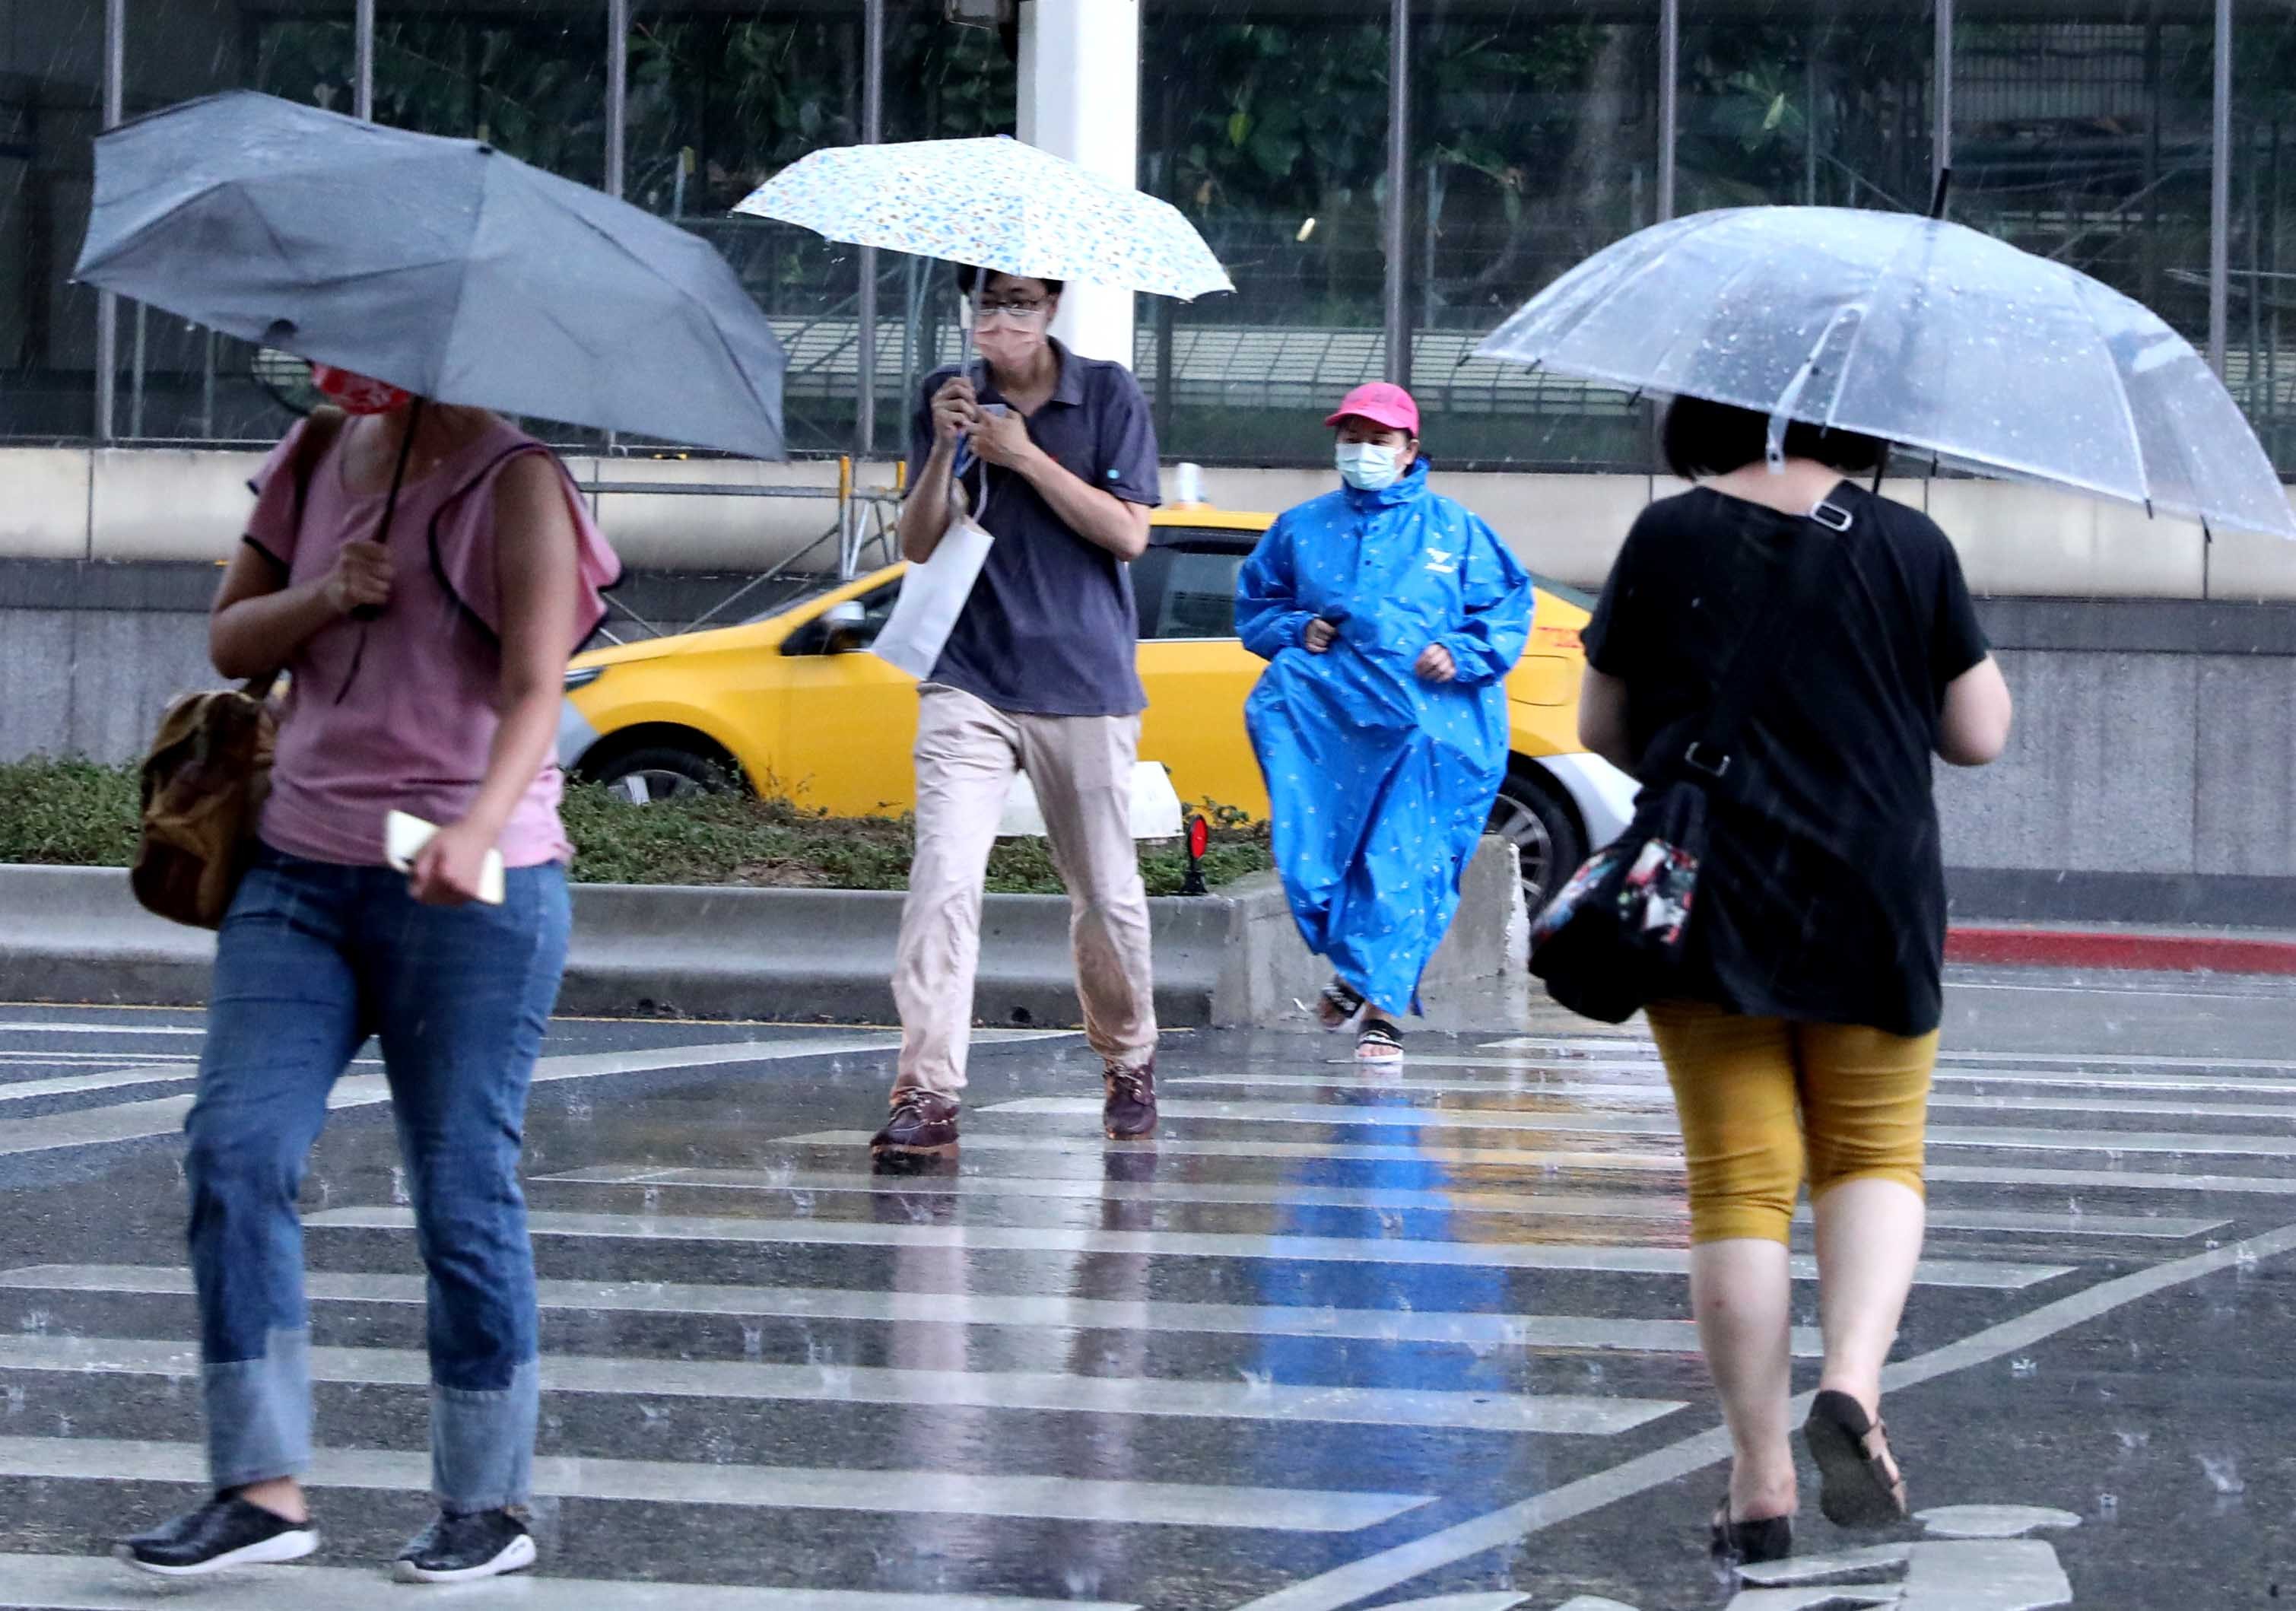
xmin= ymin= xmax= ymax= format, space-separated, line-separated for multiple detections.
xmin=263 ymin=317 xmax=298 ymax=342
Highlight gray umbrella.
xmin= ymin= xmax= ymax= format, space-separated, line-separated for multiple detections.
xmin=1475 ymin=205 xmax=2295 ymax=541
xmin=75 ymin=91 xmax=786 ymax=459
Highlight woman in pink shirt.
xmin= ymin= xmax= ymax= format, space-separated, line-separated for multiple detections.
xmin=119 ymin=367 xmax=618 ymax=1586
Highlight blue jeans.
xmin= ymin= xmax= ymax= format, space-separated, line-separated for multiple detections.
xmin=186 ymin=847 xmax=570 ymax=1512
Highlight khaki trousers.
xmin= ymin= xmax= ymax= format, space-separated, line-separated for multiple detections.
xmin=892 ymin=685 xmax=1158 ymax=1099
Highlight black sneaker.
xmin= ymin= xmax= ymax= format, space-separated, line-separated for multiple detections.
xmin=392 ymin=1508 xmax=536 ymax=1584
xmin=1103 ymin=1059 xmax=1158 ymax=1139
xmin=870 ymin=1091 xmax=961 ymax=1158
xmin=116 ymin=1494 xmax=319 ymax=1577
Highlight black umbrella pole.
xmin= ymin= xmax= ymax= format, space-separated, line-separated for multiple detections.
xmin=354 ymin=396 xmax=425 ymax=623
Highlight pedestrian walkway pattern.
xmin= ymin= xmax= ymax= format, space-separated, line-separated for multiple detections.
xmin=0 ymin=1004 xmax=2282 ymax=1605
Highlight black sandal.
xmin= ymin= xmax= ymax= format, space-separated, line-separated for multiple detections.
xmin=1803 ymin=1389 xmax=1909 ymax=1528
xmin=1314 ymin=978 xmax=1366 ymax=1030
xmin=1709 ymin=1497 xmax=1793 ymax=1567
xmin=1355 ymin=1021 xmax=1404 ymax=1064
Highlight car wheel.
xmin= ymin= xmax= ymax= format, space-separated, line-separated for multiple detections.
xmin=590 ymin=746 xmax=736 ymax=805
xmin=1488 ymin=767 xmax=1587 ymax=916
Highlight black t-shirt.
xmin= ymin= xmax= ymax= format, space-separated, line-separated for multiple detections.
xmin=1581 ymin=482 xmax=1990 ymax=1037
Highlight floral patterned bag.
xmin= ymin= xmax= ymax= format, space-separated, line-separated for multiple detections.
xmin=1529 ymin=503 xmax=1850 ymax=1022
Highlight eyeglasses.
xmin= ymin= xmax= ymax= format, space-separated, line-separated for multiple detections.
xmin=977 ymin=299 xmax=1051 ymax=323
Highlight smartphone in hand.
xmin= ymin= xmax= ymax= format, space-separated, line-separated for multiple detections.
xmin=383 ymin=810 xmax=505 ymax=905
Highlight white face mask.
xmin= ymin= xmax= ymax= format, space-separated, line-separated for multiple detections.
xmin=1335 ymin=440 xmax=1402 ymax=491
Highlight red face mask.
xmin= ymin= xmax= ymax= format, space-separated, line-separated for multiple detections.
xmin=310 ymin=365 xmax=413 ymax=416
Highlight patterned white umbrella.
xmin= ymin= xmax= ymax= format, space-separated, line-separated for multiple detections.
xmin=733 ymin=136 xmax=1231 ymax=300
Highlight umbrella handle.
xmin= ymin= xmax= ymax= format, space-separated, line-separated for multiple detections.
xmin=351 ymin=396 xmax=426 ymax=623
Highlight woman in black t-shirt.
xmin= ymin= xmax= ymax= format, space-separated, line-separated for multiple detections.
xmin=1579 ymin=398 xmax=2012 ymax=1568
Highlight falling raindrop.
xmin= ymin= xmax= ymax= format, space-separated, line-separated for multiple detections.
xmin=742 ymin=1325 xmax=764 ymax=1361
xmin=2199 ymin=1454 xmax=2246 ymax=1495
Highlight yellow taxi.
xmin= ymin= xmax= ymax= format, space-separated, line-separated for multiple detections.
xmin=557 ymin=504 xmax=1637 ymax=906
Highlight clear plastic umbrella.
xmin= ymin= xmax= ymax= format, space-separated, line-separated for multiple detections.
xmin=733 ymin=136 xmax=1231 ymax=300
xmin=1474 ymin=205 xmax=2295 ymax=541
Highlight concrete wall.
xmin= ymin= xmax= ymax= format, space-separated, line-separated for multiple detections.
xmin=1938 ymin=600 xmax=2296 ymax=924
xmin=8 ymin=445 xmax=2296 ymax=599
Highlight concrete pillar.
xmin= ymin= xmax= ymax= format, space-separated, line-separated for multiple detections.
xmin=1016 ymin=0 xmax=1139 ymax=367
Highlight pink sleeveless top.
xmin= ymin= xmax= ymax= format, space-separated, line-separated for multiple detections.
xmin=243 ymin=415 xmax=621 ymax=869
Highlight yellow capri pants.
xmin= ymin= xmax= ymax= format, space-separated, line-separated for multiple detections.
xmin=1646 ymin=1001 xmax=1939 ymax=1245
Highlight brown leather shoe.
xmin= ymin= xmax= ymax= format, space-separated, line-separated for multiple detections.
xmin=870 ymin=1091 xmax=961 ymax=1158
xmin=1102 ymin=1059 xmax=1158 ymax=1140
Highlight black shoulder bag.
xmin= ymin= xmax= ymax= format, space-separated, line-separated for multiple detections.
xmin=1528 ymin=497 xmax=1853 ymax=1023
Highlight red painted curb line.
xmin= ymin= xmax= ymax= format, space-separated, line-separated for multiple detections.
xmin=1948 ymin=926 xmax=2296 ymax=977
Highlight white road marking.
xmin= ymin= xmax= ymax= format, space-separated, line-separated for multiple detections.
xmin=0 ymin=1553 xmax=1142 ymax=1611
xmin=538 ymin=1164 xmax=2222 ymax=1239
xmin=0 ymin=1435 xmax=1425 ymax=1531
xmin=0 ymin=1333 xmax=1681 ymax=1436
xmin=1166 ymin=1071 xmax=2296 ymax=1123
xmin=0 ymin=1033 xmax=1047 ymax=1159
xmin=301 ymin=1206 xmax=2074 ymax=1288
xmin=981 ymin=1096 xmax=2296 ymax=1160
xmin=0 ymin=1263 xmax=1818 ymax=1355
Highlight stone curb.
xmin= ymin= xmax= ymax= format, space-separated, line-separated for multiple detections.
xmin=0 ymin=838 xmax=1524 ymax=1027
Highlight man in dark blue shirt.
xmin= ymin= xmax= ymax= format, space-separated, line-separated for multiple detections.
xmin=873 ymin=265 xmax=1162 ymax=1161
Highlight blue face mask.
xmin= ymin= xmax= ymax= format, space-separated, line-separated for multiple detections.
xmin=1335 ymin=440 xmax=1402 ymax=491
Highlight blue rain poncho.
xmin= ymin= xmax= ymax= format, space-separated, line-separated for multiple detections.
xmin=1237 ymin=460 xmax=1534 ymax=1014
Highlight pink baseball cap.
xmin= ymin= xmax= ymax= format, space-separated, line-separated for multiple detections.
xmin=1324 ymin=381 xmax=1421 ymax=435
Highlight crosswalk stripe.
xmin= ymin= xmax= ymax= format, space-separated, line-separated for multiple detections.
xmin=781 ymin=1126 xmax=2296 ymax=1199
xmin=0 ymin=1264 xmax=1807 ymax=1356
xmin=780 ymin=1129 xmax=1688 ymax=1171
xmin=0 ymin=1065 xmax=200 ymax=1102
xmin=0 ymin=1021 xmax=204 ymax=1037
xmin=0 ymin=1050 xmax=189 ymax=1063
xmin=0 ymin=1435 xmax=1427 ymax=1532
xmin=0 ymin=1333 xmax=1681 ymax=1436
xmin=1483 ymin=1034 xmax=2296 ymax=1075
xmin=1412 ymin=1055 xmax=2296 ymax=1099
xmin=982 ymin=1096 xmax=2296 ymax=1159
xmin=1161 ymin=1072 xmax=2296 ymax=1124
xmin=302 ymin=1206 xmax=2073 ymax=1288
xmin=0 ymin=1554 xmax=1136 ymax=1611
xmin=0 ymin=1554 xmax=1133 ymax=1611
xmin=0 ymin=1033 xmax=992 ymax=1160
xmin=537 ymin=1165 xmax=2225 ymax=1239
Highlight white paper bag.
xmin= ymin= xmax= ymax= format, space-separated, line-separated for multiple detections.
xmin=870 ymin=512 xmax=994 ymax=680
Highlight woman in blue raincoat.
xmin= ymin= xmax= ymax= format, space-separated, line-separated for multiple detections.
xmin=1237 ymin=383 xmax=1533 ymax=1063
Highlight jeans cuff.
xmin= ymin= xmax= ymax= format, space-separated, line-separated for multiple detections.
xmin=204 ymin=1327 xmax=312 ymax=1491
xmin=432 ymin=1357 xmax=539 ymax=1514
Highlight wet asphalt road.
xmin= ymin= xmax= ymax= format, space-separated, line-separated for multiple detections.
xmin=0 ymin=970 xmax=2290 ymax=1609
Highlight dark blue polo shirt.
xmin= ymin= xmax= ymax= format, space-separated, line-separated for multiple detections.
xmin=905 ymin=340 xmax=1159 ymax=717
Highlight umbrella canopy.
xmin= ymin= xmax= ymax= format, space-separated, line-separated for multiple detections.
xmin=76 ymin=91 xmax=786 ymax=459
xmin=1475 ymin=205 xmax=2295 ymax=542
xmin=735 ymin=136 xmax=1232 ymax=300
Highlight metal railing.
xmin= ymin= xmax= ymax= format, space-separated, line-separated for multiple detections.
xmin=570 ymin=455 xmax=909 ymax=644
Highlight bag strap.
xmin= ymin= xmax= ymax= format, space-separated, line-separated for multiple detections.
xmin=239 ymin=407 xmax=352 ymax=701
xmin=1675 ymin=492 xmax=1856 ymax=784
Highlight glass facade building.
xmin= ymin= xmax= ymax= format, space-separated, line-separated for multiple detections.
xmin=0 ymin=0 xmax=2280 ymax=472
